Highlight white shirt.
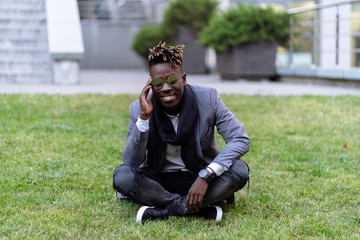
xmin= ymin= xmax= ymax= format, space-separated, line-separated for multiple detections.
xmin=136 ymin=116 xmax=228 ymax=176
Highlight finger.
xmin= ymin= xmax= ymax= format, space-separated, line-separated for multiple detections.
xmin=197 ymin=195 xmax=203 ymax=209
xmin=140 ymin=85 xmax=151 ymax=98
xmin=148 ymin=91 xmax=154 ymax=103
xmin=145 ymin=77 xmax=153 ymax=87
xmin=190 ymin=195 xmax=198 ymax=212
xmin=196 ymin=195 xmax=202 ymax=211
xmin=195 ymin=195 xmax=202 ymax=212
xmin=141 ymin=77 xmax=152 ymax=94
xmin=142 ymin=84 xmax=152 ymax=92
xmin=195 ymin=198 xmax=201 ymax=212
xmin=190 ymin=195 xmax=197 ymax=212
xmin=186 ymin=195 xmax=192 ymax=211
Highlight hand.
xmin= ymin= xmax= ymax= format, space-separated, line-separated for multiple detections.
xmin=186 ymin=177 xmax=209 ymax=212
xmin=139 ymin=77 xmax=154 ymax=120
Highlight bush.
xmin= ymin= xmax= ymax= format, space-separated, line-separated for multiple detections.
xmin=199 ymin=3 xmax=290 ymax=53
xmin=131 ymin=24 xmax=172 ymax=59
xmin=131 ymin=0 xmax=219 ymax=58
xmin=162 ymin=0 xmax=219 ymax=38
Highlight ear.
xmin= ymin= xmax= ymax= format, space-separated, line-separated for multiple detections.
xmin=182 ymin=73 xmax=187 ymax=84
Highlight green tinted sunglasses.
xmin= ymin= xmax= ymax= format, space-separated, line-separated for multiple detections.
xmin=151 ymin=75 xmax=181 ymax=90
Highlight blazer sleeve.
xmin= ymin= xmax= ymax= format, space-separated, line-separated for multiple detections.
xmin=122 ymin=101 xmax=149 ymax=167
xmin=211 ymin=89 xmax=250 ymax=167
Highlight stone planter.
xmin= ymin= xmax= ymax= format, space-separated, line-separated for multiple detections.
xmin=216 ymin=42 xmax=277 ymax=80
xmin=175 ymin=26 xmax=207 ymax=74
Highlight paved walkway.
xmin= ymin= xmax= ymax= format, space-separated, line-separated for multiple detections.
xmin=1 ymin=69 xmax=360 ymax=96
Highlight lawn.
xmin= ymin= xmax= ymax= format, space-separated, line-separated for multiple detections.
xmin=0 ymin=94 xmax=359 ymax=239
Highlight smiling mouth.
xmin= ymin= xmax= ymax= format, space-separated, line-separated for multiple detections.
xmin=161 ymin=95 xmax=176 ymax=102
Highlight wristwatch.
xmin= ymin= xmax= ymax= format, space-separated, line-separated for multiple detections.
xmin=198 ymin=167 xmax=216 ymax=182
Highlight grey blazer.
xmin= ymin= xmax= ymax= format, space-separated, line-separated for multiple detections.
xmin=122 ymin=84 xmax=250 ymax=170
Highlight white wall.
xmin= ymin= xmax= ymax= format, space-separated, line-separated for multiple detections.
xmin=319 ymin=0 xmax=351 ymax=68
xmin=46 ymin=0 xmax=84 ymax=84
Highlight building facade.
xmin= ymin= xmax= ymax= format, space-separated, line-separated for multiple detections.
xmin=78 ymin=0 xmax=360 ymax=84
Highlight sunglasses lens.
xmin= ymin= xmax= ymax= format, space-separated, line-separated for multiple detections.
xmin=167 ymin=75 xmax=179 ymax=86
xmin=152 ymin=78 xmax=163 ymax=89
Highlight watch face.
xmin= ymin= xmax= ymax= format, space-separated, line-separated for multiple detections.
xmin=199 ymin=169 xmax=209 ymax=178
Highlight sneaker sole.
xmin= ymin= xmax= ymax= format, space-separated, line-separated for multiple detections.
xmin=136 ymin=206 xmax=154 ymax=223
xmin=214 ymin=206 xmax=223 ymax=221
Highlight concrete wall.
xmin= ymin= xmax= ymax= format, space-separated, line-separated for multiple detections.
xmin=319 ymin=0 xmax=351 ymax=68
xmin=46 ymin=0 xmax=84 ymax=84
xmin=80 ymin=21 xmax=147 ymax=69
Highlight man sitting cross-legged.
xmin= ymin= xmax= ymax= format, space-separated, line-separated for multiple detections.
xmin=113 ymin=41 xmax=250 ymax=222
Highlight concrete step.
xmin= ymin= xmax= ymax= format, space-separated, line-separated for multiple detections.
xmin=0 ymin=39 xmax=48 ymax=48
xmin=0 ymin=71 xmax=52 ymax=84
xmin=0 ymin=15 xmax=46 ymax=21
xmin=0 ymin=57 xmax=50 ymax=61
xmin=0 ymin=53 xmax=49 ymax=59
xmin=0 ymin=0 xmax=51 ymax=84
xmin=0 ymin=54 xmax=51 ymax=61
xmin=0 ymin=46 xmax=47 ymax=51
xmin=0 ymin=8 xmax=44 ymax=16
xmin=0 ymin=57 xmax=50 ymax=63
xmin=0 ymin=18 xmax=46 ymax=27
xmin=0 ymin=47 xmax=49 ymax=58
xmin=0 ymin=1 xmax=45 ymax=9
xmin=0 ymin=28 xmax=47 ymax=38
xmin=0 ymin=0 xmax=44 ymax=3
xmin=0 ymin=54 xmax=49 ymax=59
xmin=0 ymin=59 xmax=51 ymax=71
xmin=0 ymin=13 xmax=46 ymax=20
xmin=0 ymin=25 xmax=45 ymax=31
xmin=0 ymin=34 xmax=47 ymax=40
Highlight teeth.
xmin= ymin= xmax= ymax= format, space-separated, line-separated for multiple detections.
xmin=162 ymin=96 xmax=174 ymax=101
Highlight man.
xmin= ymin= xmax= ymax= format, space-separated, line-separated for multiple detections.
xmin=113 ymin=42 xmax=250 ymax=222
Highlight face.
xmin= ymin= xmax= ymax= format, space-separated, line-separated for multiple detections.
xmin=150 ymin=63 xmax=186 ymax=115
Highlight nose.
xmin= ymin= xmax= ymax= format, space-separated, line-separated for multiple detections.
xmin=161 ymin=81 xmax=172 ymax=91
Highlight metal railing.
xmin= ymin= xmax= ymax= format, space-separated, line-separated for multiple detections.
xmin=77 ymin=0 xmax=166 ymax=22
xmin=286 ymin=0 xmax=360 ymax=68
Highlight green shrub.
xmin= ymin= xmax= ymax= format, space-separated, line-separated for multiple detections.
xmin=162 ymin=0 xmax=219 ymax=38
xmin=131 ymin=0 xmax=219 ymax=58
xmin=131 ymin=24 xmax=172 ymax=59
xmin=199 ymin=3 xmax=290 ymax=53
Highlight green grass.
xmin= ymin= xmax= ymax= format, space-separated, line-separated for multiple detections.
xmin=0 ymin=94 xmax=359 ymax=239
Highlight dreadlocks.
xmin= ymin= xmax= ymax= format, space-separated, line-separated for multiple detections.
xmin=148 ymin=41 xmax=185 ymax=69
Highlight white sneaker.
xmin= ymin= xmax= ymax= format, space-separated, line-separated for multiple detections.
xmin=199 ymin=205 xmax=223 ymax=221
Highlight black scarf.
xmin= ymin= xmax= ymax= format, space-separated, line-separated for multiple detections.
xmin=147 ymin=85 xmax=206 ymax=173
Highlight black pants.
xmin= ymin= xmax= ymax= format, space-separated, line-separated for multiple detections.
xmin=113 ymin=160 xmax=250 ymax=212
